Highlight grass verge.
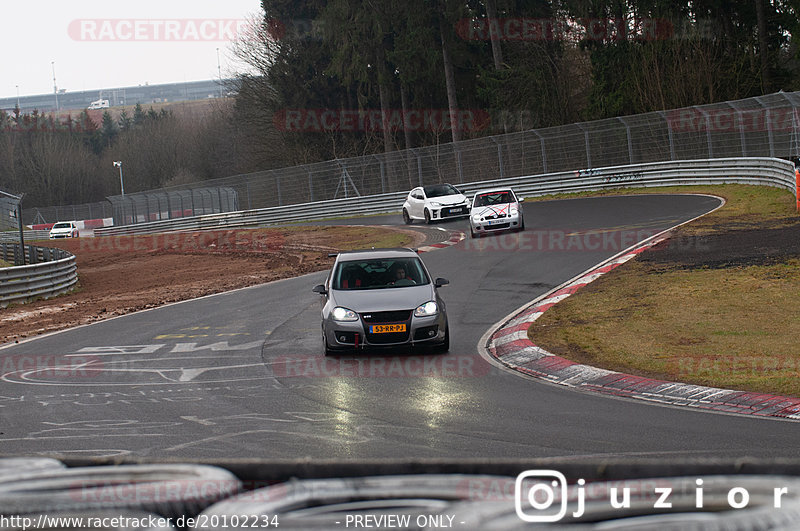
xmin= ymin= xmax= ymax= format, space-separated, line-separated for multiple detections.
xmin=527 ymin=184 xmax=800 ymax=397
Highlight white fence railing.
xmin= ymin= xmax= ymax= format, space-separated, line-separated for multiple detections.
xmin=94 ymin=157 xmax=796 ymax=236
xmin=0 ymin=244 xmax=78 ymax=308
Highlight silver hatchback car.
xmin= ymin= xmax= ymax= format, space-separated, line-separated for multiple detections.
xmin=312 ymin=248 xmax=450 ymax=355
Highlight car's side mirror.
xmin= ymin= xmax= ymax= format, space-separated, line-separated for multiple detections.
xmin=312 ymin=284 xmax=327 ymax=295
xmin=434 ymin=278 xmax=449 ymax=288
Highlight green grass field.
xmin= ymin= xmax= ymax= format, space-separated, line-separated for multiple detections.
xmin=528 ymin=184 xmax=800 ymax=397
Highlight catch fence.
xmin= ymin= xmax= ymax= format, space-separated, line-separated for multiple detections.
xmin=24 ymin=91 xmax=800 ymax=226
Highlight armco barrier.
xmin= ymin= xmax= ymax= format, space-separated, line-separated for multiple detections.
xmin=0 ymin=243 xmax=78 ymax=308
xmin=94 ymin=157 xmax=796 ymax=237
xmin=0 ymin=230 xmax=51 ymax=243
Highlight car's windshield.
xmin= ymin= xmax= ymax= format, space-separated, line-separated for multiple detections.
xmin=332 ymin=257 xmax=429 ymax=290
xmin=423 ymin=184 xmax=459 ymax=198
xmin=474 ymin=191 xmax=514 ymax=207
xmin=52 ymin=222 xmax=72 ymax=229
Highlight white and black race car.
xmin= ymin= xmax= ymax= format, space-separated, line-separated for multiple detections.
xmin=468 ymin=188 xmax=524 ymax=238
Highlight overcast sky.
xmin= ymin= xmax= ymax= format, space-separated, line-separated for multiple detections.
xmin=3 ymin=0 xmax=262 ymax=99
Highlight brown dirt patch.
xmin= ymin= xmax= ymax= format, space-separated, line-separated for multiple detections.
xmin=641 ymin=222 xmax=800 ymax=270
xmin=1 ymin=226 xmax=424 ymax=344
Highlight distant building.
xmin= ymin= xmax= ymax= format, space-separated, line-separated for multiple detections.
xmin=0 ymin=79 xmax=232 ymax=113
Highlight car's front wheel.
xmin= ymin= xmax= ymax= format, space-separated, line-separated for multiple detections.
xmin=402 ymin=209 xmax=412 ymax=225
xmin=322 ymin=330 xmax=335 ymax=356
xmin=435 ymin=323 xmax=450 ymax=353
xmin=424 ymin=209 xmax=432 ymax=224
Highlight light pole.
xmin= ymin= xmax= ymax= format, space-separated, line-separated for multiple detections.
xmin=51 ymin=61 xmax=59 ymax=111
xmin=113 ymin=161 xmax=125 ymax=197
xmin=216 ymin=47 xmax=223 ymax=97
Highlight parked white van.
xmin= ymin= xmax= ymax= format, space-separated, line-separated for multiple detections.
xmin=88 ymin=99 xmax=110 ymax=109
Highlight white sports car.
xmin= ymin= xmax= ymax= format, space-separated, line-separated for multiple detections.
xmin=48 ymin=221 xmax=79 ymax=239
xmin=468 ymin=188 xmax=524 ymax=238
xmin=402 ymin=183 xmax=470 ymax=224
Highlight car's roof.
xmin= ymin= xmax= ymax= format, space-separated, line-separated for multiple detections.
xmin=473 ymin=188 xmax=515 ymax=196
xmin=335 ymin=248 xmax=418 ymax=261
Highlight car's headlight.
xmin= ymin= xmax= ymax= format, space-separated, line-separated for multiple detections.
xmin=331 ymin=307 xmax=358 ymax=321
xmin=472 ymin=214 xmax=481 ymax=221
xmin=430 ymin=201 xmax=441 ymax=207
xmin=510 ymin=207 xmax=519 ymax=216
xmin=414 ymin=301 xmax=438 ymax=317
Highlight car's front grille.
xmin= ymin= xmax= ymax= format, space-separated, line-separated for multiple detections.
xmin=441 ymin=207 xmax=468 ymax=218
xmin=485 ymin=223 xmax=511 ymax=230
xmin=361 ymin=311 xmax=412 ymax=345
xmin=367 ymin=331 xmax=411 ymax=344
xmin=360 ymin=310 xmax=412 ymax=323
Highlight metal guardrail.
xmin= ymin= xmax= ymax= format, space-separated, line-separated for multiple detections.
xmin=0 ymin=243 xmax=78 ymax=308
xmin=0 ymin=230 xmax=51 ymax=243
xmin=94 ymin=157 xmax=796 ymax=236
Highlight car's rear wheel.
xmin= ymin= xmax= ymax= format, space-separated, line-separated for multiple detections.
xmin=424 ymin=209 xmax=432 ymax=224
xmin=402 ymin=209 xmax=412 ymax=225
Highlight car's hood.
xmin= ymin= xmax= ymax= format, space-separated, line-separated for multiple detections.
xmin=472 ymin=202 xmax=517 ymax=217
xmin=331 ymin=284 xmax=435 ymax=312
xmin=50 ymin=227 xmax=73 ymax=234
xmin=428 ymin=193 xmax=466 ymax=205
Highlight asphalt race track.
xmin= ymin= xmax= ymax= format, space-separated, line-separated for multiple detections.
xmin=1 ymin=194 xmax=798 ymax=460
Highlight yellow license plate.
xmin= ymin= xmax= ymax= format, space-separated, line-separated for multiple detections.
xmin=370 ymin=324 xmax=406 ymax=334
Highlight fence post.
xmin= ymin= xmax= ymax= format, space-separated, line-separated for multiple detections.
xmin=375 ymin=156 xmax=386 ymax=194
xmin=729 ymin=102 xmax=747 ymax=157
xmin=532 ymin=130 xmax=547 ymax=173
xmin=618 ymin=117 xmax=633 ymax=163
xmin=577 ymin=123 xmax=591 ymax=168
xmin=308 ymin=171 xmax=314 ymax=202
xmin=166 ymin=193 xmax=173 ymax=219
xmin=696 ymin=107 xmax=714 ymax=158
xmin=491 ymin=137 xmax=505 ymax=179
xmin=754 ymin=96 xmax=776 ymax=158
xmin=410 ymin=149 xmax=423 ymax=187
xmin=767 ymin=109 xmax=775 ymax=157
xmin=455 ymin=148 xmax=464 ymax=183
xmin=657 ymin=111 xmax=676 ymax=161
